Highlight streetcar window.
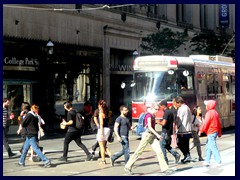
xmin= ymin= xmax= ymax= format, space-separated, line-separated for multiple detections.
xmin=230 ymin=75 xmax=235 ymax=112
xmin=215 ymin=74 xmax=223 ymax=94
xmin=223 ymin=74 xmax=230 ymax=94
xmin=231 ymin=76 xmax=235 ymax=95
xmin=133 ymin=70 xmax=195 ymax=101
xmin=206 ymin=73 xmax=214 ymax=94
xmin=133 ymin=71 xmax=178 ymax=101
xmin=177 ymin=70 xmax=194 ymax=94
xmin=206 ymin=73 xmax=223 ymax=94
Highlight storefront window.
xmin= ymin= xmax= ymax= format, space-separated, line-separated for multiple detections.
xmin=3 ymin=83 xmax=31 ymax=125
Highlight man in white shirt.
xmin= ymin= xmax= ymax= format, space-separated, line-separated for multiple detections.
xmin=175 ymin=96 xmax=192 ymax=163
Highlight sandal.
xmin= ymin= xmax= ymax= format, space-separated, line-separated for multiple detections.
xmin=98 ymin=160 xmax=106 ymax=165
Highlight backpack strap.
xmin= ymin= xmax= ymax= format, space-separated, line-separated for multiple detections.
xmin=144 ymin=113 xmax=151 ymax=128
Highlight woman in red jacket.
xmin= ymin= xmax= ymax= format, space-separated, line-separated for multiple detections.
xmin=199 ymin=100 xmax=222 ymax=167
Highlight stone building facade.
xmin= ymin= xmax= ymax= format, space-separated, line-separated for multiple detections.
xmin=3 ymin=4 xmax=235 ymax=126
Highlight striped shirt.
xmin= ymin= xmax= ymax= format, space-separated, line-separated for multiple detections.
xmin=3 ymin=107 xmax=8 ymax=128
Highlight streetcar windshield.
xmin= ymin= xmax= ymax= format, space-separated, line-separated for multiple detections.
xmin=132 ymin=71 xmax=178 ymax=101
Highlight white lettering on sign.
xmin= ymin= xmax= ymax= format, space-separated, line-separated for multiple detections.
xmin=138 ymin=60 xmax=167 ymax=66
xmin=110 ymin=64 xmax=133 ymax=71
xmin=220 ymin=4 xmax=228 ymax=17
xmin=4 ymin=57 xmax=39 ymax=66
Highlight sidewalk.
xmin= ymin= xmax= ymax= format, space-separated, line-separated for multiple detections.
xmin=3 ymin=128 xmax=235 ymax=176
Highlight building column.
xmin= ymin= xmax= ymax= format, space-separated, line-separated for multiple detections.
xmin=103 ymin=26 xmax=110 ymax=106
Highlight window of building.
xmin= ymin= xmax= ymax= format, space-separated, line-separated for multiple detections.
xmin=176 ymin=4 xmax=193 ymax=28
xmin=3 ymin=83 xmax=32 ymax=125
xmin=200 ymin=4 xmax=207 ymax=28
xmin=75 ymin=4 xmax=82 ymax=13
xmin=200 ymin=4 xmax=215 ymax=30
xmin=147 ymin=4 xmax=157 ymax=18
xmin=157 ymin=4 xmax=167 ymax=20
xmin=112 ymin=4 xmax=134 ymax=13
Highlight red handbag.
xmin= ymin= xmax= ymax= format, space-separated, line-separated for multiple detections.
xmin=171 ymin=122 xmax=178 ymax=148
xmin=171 ymin=134 xmax=178 ymax=148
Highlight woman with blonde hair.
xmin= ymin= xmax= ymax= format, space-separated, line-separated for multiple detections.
xmin=124 ymin=104 xmax=170 ymax=175
xmin=96 ymin=100 xmax=111 ymax=164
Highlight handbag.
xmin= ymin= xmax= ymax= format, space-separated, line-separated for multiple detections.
xmin=171 ymin=122 xmax=178 ymax=148
xmin=171 ymin=133 xmax=178 ymax=148
xmin=108 ymin=129 xmax=115 ymax=143
xmin=39 ymin=127 xmax=45 ymax=137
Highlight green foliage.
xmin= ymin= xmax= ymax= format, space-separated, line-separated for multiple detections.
xmin=140 ymin=28 xmax=187 ymax=55
xmin=190 ymin=31 xmax=230 ymax=55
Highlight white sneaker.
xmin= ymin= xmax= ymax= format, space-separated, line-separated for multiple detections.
xmin=159 ymin=169 xmax=174 ymax=176
xmin=214 ymin=163 xmax=222 ymax=168
xmin=124 ymin=167 xmax=133 ymax=175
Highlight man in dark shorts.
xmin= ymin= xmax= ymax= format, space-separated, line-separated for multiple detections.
xmin=110 ymin=105 xmax=132 ymax=166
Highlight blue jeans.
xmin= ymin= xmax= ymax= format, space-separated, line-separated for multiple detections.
xmin=19 ymin=136 xmax=49 ymax=165
xmin=112 ymin=136 xmax=130 ymax=164
xmin=205 ymin=132 xmax=221 ymax=164
xmin=160 ymin=132 xmax=178 ymax=162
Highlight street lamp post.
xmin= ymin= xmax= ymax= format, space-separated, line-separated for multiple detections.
xmin=44 ymin=39 xmax=55 ymax=132
xmin=46 ymin=39 xmax=54 ymax=55
xmin=132 ymin=49 xmax=139 ymax=57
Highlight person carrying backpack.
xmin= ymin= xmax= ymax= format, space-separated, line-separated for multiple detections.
xmin=134 ymin=107 xmax=151 ymax=137
xmin=58 ymin=101 xmax=93 ymax=162
xmin=124 ymin=104 xmax=171 ymax=175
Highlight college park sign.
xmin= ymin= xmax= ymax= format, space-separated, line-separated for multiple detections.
xmin=3 ymin=57 xmax=40 ymax=71
xmin=4 ymin=57 xmax=40 ymax=66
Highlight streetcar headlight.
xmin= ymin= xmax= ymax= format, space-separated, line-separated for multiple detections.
xmin=121 ymin=82 xmax=126 ymax=89
xmin=130 ymin=81 xmax=136 ymax=87
xmin=168 ymin=70 xmax=174 ymax=75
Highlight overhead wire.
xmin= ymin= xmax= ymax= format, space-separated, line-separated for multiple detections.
xmin=3 ymin=4 xmax=135 ymax=12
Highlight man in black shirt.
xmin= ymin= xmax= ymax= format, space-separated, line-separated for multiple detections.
xmin=59 ymin=101 xmax=93 ymax=162
xmin=110 ymin=105 xmax=132 ymax=166
xmin=157 ymin=100 xmax=181 ymax=165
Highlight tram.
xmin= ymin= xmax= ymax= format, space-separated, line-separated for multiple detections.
xmin=131 ymin=55 xmax=235 ymax=128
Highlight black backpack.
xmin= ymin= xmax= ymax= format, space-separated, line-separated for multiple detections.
xmin=75 ymin=112 xmax=85 ymax=130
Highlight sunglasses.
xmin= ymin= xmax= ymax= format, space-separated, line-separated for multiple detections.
xmin=155 ymin=108 xmax=159 ymax=111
